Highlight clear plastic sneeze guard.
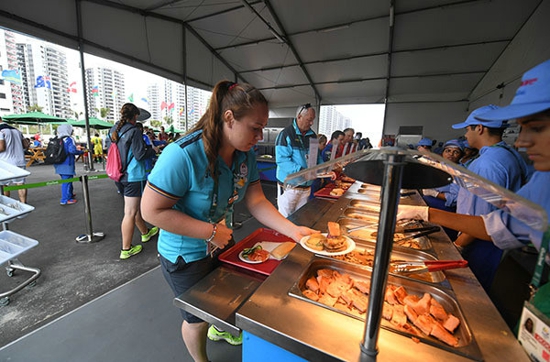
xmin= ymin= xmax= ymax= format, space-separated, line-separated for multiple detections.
xmin=284 ymin=148 xmax=548 ymax=232
xmin=282 ymin=148 xmax=371 ymax=187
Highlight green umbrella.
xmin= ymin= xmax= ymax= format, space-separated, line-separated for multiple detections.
xmin=166 ymin=124 xmax=184 ymax=133
xmin=70 ymin=117 xmax=114 ymax=130
xmin=3 ymin=111 xmax=66 ymax=125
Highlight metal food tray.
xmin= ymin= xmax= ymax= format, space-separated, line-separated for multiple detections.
xmin=337 ymin=217 xmax=433 ymax=251
xmin=348 ymin=199 xmax=381 ymax=212
xmin=0 ymin=195 xmax=35 ymax=223
xmin=288 ymin=259 xmax=482 ymax=361
xmin=342 ymin=207 xmax=380 ymax=222
xmin=0 ymin=230 xmax=39 ymax=265
xmin=0 ymin=160 xmax=30 ymax=182
xmin=317 ymin=240 xmax=445 ymax=284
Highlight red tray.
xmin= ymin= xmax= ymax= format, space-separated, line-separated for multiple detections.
xmin=314 ymin=184 xmax=341 ymax=199
xmin=218 ymin=228 xmax=294 ymax=276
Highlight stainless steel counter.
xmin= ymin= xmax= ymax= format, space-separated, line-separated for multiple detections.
xmin=176 ymin=184 xmax=529 ymax=361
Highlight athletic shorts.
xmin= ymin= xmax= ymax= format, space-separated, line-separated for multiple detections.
xmin=159 ymin=254 xmax=219 ymax=323
xmin=115 ymin=180 xmax=145 ymax=197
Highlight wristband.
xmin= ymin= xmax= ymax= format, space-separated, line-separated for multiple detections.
xmin=206 ymin=223 xmax=217 ymax=243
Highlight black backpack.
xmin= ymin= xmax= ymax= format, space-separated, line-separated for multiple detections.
xmin=44 ymin=136 xmax=68 ymax=164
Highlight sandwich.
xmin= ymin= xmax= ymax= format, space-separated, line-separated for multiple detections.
xmin=305 ymin=233 xmax=326 ymax=251
xmin=324 ymin=222 xmax=348 ymax=252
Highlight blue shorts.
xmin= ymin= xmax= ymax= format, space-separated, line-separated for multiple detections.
xmin=116 ymin=180 xmax=145 ymax=197
xmin=159 ymin=254 xmax=218 ymax=323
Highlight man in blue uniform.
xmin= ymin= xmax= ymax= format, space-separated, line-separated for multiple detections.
xmin=450 ymin=105 xmax=529 ymax=291
xmin=275 ymin=103 xmax=323 ymax=217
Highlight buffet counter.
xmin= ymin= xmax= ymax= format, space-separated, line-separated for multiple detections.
xmin=175 ymin=182 xmax=529 ymax=361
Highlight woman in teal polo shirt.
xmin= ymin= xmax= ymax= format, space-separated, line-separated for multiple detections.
xmin=141 ymin=80 xmax=317 ymax=362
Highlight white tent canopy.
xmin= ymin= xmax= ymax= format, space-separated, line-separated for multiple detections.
xmin=1 ymin=0 xmax=550 ymax=139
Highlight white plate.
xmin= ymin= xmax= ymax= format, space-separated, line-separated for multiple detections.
xmin=299 ymin=234 xmax=355 ymax=256
xmin=238 ymin=250 xmax=266 ymax=264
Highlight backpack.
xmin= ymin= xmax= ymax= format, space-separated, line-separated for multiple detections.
xmin=106 ymin=130 xmax=129 ymax=182
xmin=44 ymin=136 xmax=68 ymax=164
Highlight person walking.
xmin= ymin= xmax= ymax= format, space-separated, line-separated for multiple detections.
xmin=141 ymin=80 xmax=318 ymax=362
xmin=54 ymin=124 xmax=83 ymax=205
xmin=0 ymin=116 xmax=29 ymax=203
xmin=107 ymin=103 xmax=158 ymax=260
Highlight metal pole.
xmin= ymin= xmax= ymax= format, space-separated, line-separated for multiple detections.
xmin=361 ymin=152 xmax=406 ymax=357
xmin=76 ymin=174 xmax=105 ymax=243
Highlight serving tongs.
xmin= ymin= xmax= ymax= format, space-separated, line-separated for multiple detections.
xmin=391 ymin=260 xmax=468 ymax=274
xmin=346 ymin=224 xmax=440 ymax=237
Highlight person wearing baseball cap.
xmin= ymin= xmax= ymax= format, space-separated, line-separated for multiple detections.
xmin=416 ymin=137 xmax=432 ymax=153
xmin=397 ymin=59 xmax=550 ymax=320
xmin=459 ymin=139 xmax=478 ymax=167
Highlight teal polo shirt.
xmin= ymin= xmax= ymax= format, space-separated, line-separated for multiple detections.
xmin=147 ymin=131 xmax=259 ymax=263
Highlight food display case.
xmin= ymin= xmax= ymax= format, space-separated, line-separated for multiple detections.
xmin=174 ymin=149 xmax=544 ymax=361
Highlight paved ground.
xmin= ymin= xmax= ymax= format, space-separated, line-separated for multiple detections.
xmin=0 ymin=160 xmax=269 ymax=347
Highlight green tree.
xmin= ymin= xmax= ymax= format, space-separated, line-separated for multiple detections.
xmin=28 ymin=104 xmax=43 ymax=112
xmin=150 ymin=120 xmax=162 ymax=128
xmin=163 ymin=116 xmax=173 ymax=126
xmin=95 ymin=107 xmax=110 ymax=119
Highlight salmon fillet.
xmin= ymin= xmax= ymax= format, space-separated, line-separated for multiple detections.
xmin=429 ymin=298 xmax=448 ymax=321
xmin=443 ymin=314 xmax=460 ymax=333
xmin=430 ymin=320 xmax=459 ymax=347
xmin=318 ymin=292 xmax=338 ymax=307
xmin=391 ymin=304 xmax=407 ymax=327
xmin=302 ymin=289 xmax=319 ymax=301
xmin=382 ymin=302 xmax=394 ymax=320
xmin=411 ymin=293 xmax=431 ymax=315
xmin=393 ymin=286 xmax=408 ymax=304
xmin=353 ymin=280 xmax=370 ymax=294
xmin=305 ymin=277 xmax=319 ymax=292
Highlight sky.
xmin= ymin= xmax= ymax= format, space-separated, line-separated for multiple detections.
xmin=335 ymin=104 xmax=385 ymax=146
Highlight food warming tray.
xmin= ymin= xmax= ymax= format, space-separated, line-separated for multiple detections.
xmin=338 ymin=216 xmax=433 ymax=251
xmin=288 ymin=258 xmax=482 ymax=361
xmin=218 ymin=228 xmax=294 ymax=276
xmin=317 ymin=240 xmax=446 ymax=284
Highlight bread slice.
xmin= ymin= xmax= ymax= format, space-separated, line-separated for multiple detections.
xmin=271 ymin=241 xmax=296 ymax=260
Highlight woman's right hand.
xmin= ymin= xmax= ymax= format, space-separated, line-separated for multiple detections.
xmin=210 ymin=223 xmax=233 ymax=250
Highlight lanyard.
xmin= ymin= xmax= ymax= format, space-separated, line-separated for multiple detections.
xmin=530 ymin=228 xmax=550 ymax=292
xmin=207 ymin=153 xmax=248 ymax=226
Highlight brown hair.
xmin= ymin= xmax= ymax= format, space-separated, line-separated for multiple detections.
xmin=111 ymin=103 xmax=140 ymax=142
xmin=189 ymin=80 xmax=267 ymax=180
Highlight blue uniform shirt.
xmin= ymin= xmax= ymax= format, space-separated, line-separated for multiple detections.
xmin=147 ymin=131 xmax=259 ymax=264
xmin=483 ymin=171 xmax=550 ymax=253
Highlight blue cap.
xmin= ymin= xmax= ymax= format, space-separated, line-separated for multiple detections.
xmin=443 ymin=139 xmax=464 ymax=151
xmin=416 ymin=138 xmax=432 ymax=147
xmin=476 ymin=59 xmax=550 ymax=121
xmin=451 ymin=105 xmax=508 ymax=129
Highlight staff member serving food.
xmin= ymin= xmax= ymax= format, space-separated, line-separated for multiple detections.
xmin=141 ymin=80 xmax=318 ymax=362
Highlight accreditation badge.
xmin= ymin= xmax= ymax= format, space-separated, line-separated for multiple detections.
xmin=235 ymin=162 xmax=248 ymax=188
xmin=518 ymin=301 xmax=550 ymax=361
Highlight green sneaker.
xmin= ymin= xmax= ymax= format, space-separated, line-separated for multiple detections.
xmin=207 ymin=325 xmax=242 ymax=346
xmin=141 ymin=226 xmax=159 ymax=243
xmin=120 ymin=245 xmax=143 ymax=260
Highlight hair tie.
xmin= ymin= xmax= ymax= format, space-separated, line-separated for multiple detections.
xmin=229 ymin=82 xmax=238 ymax=91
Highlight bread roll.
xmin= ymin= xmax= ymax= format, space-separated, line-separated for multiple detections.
xmin=271 ymin=241 xmax=296 ymax=260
